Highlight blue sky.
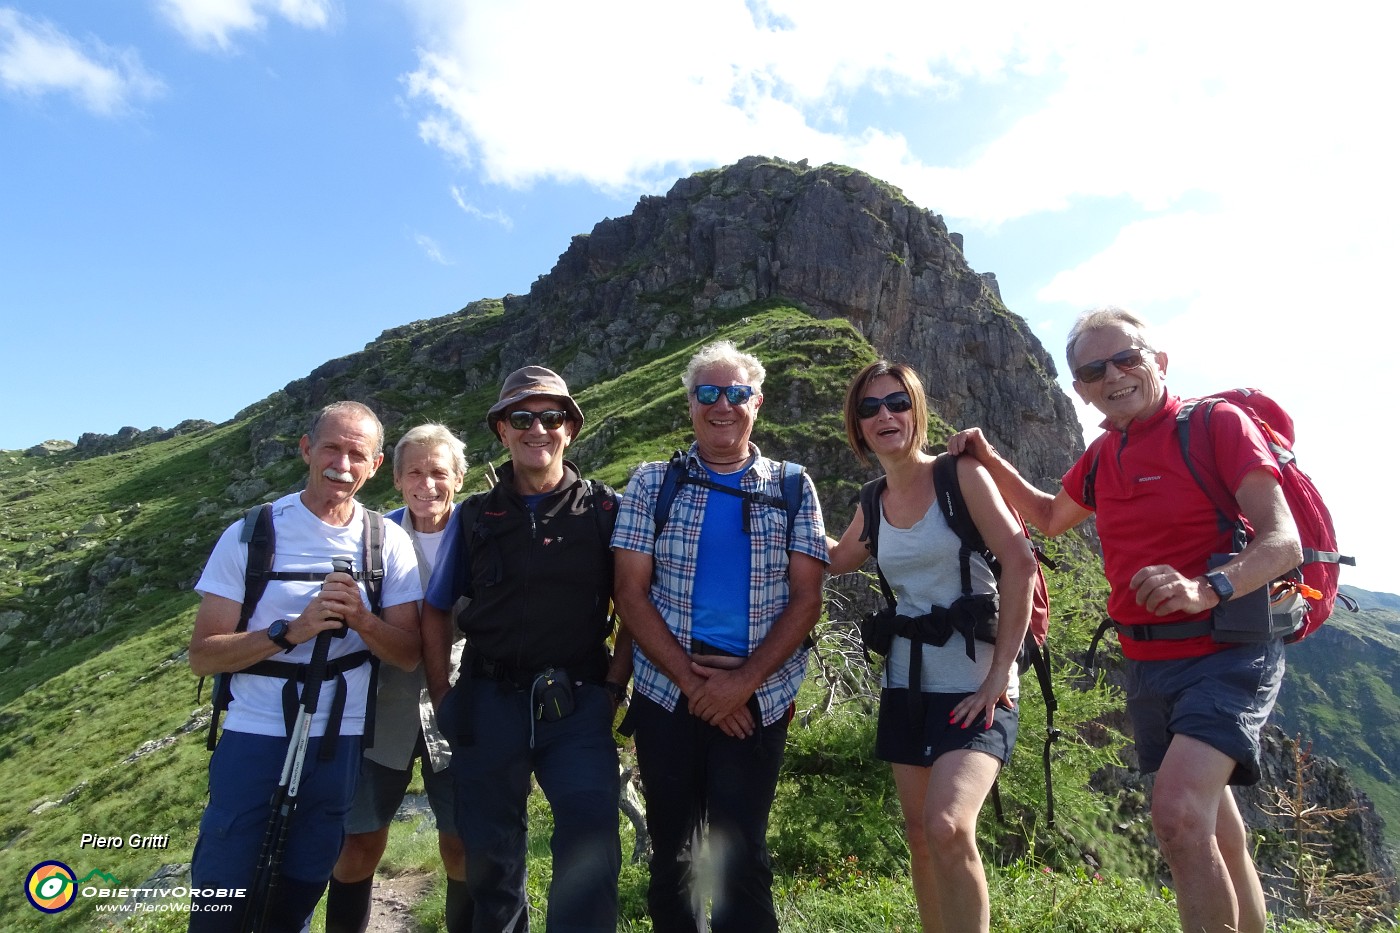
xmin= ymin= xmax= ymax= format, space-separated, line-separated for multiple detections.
xmin=1 ymin=1 xmax=1394 ymax=594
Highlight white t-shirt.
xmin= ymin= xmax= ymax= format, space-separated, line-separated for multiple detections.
xmin=196 ymin=493 xmax=422 ymax=737
xmin=877 ymin=498 xmax=1019 ymax=697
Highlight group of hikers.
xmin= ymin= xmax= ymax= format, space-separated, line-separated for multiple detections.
xmin=186 ymin=306 xmax=1306 ymax=933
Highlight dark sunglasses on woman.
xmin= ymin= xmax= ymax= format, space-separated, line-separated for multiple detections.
xmin=856 ymin=391 xmax=913 ymax=419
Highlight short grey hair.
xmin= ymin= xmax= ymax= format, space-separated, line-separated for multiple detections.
xmin=393 ymin=423 xmax=467 ymax=480
xmin=682 ymin=340 xmax=767 ymax=396
xmin=308 ymin=401 xmax=384 ymax=457
xmin=1065 ymin=306 xmax=1157 ymax=370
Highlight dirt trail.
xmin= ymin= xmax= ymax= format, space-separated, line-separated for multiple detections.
xmin=363 ymin=871 xmax=435 ymax=933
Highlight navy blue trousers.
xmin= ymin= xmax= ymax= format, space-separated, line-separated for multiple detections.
xmin=443 ymin=676 xmax=621 ymax=933
xmin=630 ymin=693 xmax=789 ymax=933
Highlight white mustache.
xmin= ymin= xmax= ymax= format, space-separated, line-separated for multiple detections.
xmin=323 ymin=469 xmax=355 ymax=483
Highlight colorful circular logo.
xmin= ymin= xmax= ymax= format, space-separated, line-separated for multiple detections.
xmin=26 ymin=861 xmax=77 ymax=913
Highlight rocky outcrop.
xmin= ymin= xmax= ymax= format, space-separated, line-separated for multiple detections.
xmin=70 ymin=419 xmax=216 ymax=459
xmin=23 ymin=440 xmax=74 ymax=457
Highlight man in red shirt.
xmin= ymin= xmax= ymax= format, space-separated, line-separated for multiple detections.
xmin=950 ymin=306 xmax=1301 ymax=933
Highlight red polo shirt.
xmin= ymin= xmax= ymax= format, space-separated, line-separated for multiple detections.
xmin=1063 ymin=395 xmax=1279 ymax=660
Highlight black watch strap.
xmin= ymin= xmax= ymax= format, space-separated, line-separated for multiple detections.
xmin=267 ymin=620 xmax=295 ymax=652
xmin=1204 ymin=571 xmax=1234 ymax=603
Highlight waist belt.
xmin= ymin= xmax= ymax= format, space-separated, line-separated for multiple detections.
xmin=1111 ymin=618 xmax=1213 ymax=642
xmin=469 ymin=653 xmax=608 ymax=689
xmin=469 ymin=654 xmax=538 ymax=690
xmin=243 ymin=649 xmax=376 ymax=760
xmin=871 ymin=595 xmax=997 ymax=723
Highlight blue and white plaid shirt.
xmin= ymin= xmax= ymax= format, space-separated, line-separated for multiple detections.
xmin=612 ymin=443 xmax=829 ymax=726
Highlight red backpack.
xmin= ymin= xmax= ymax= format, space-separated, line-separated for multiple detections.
xmin=1176 ymin=388 xmax=1355 ymax=641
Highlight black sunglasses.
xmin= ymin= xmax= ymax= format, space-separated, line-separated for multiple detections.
xmin=1073 ymin=347 xmax=1150 ymax=384
xmin=856 ymin=391 xmax=914 ymax=419
xmin=693 ymin=384 xmax=754 ymax=405
xmin=506 ymin=409 xmax=568 ymax=431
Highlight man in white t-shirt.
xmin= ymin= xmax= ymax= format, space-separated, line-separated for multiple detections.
xmin=188 ymin=401 xmax=422 ymax=933
xmin=327 ymin=423 xmax=471 ymax=933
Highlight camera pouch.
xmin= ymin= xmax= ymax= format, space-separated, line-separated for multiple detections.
xmin=1208 ymin=553 xmax=1302 ymax=643
xmin=858 ymin=607 xmax=896 ymax=658
xmin=532 ymin=668 xmax=576 ymax=722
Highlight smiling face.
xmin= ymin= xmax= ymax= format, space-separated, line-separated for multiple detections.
xmin=857 ymin=373 xmax=918 ymax=463
xmin=395 ymin=442 xmax=464 ymax=533
xmin=688 ymin=362 xmax=762 ymax=463
xmin=1071 ymin=321 xmax=1169 ymax=430
xmin=495 ymin=395 xmax=575 ymax=491
xmin=299 ymin=410 xmax=383 ymax=524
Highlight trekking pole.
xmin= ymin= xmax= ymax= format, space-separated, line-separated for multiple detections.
xmin=485 ymin=460 xmax=499 ymax=489
xmin=241 ymin=557 xmax=350 ymax=933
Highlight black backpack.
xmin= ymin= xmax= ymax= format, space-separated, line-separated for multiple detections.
xmin=203 ymin=503 xmax=385 ymax=756
xmin=857 ymin=453 xmax=1061 ymax=827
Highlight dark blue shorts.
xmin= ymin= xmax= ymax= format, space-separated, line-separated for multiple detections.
xmin=1126 ymin=639 xmax=1284 ymax=785
xmin=191 ymin=730 xmax=360 ymax=888
xmin=875 ymin=689 xmax=1019 ymax=768
xmin=345 ymin=736 xmax=456 ymax=835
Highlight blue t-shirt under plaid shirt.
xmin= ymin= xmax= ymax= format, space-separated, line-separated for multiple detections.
xmin=611 ymin=443 xmax=830 ymax=726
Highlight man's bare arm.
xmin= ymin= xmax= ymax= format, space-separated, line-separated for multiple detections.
xmin=423 ymin=603 xmax=455 ymax=707
xmin=948 ymin=428 xmax=1091 ymax=536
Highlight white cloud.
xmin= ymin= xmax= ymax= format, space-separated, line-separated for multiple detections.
xmin=397 ymin=0 xmax=1035 ymax=194
xmin=156 ymin=0 xmax=334 ymax=51
xmin=450 ymin=186 xmax=512 ymax=229
xmin=413 ymin=232 xmax=451 ymax=265
xmin=0 ymin=8 xmax=164 ymax=115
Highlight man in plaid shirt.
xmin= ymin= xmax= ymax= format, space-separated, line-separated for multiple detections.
xmin=613 ymin=339 xmax=829 ymax=933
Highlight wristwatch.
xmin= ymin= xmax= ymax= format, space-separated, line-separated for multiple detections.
xmin=266 ymin=619 xmax=295 ymax=652
xmin=1203 ymin=571 xmax=1234 ymax=603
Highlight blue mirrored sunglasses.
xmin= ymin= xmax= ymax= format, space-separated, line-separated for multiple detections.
xmin=694 ymin=384 xmax=754 ymax=405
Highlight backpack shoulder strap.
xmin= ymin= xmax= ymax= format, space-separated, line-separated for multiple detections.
xmin=652 ymin=450 xmax=689 ymax=539
xmin=208 ymin=503 xmax=275 ymax=750
xmin=778 ymin=461 xmax=805 ymax=551
xmin=856 ymin=476 xmax=897 ymax=613
xmin=933 ymin=453 xmax=987 ymax=552
xmin=1083 ymin=451 xmax=1100 ymax=510
xmin=1176 ymin=398 xmax=1247 ymax=544
xmin=361 ymin=508 xmax=385 ymax=616
xmin=933 ymin=453 xmax=985 ymax=598
xmin=587 ymin=479 xmax=620 ymax=544
xmin=857 ymin=476 xmax=886 ymax=557
xmin=238 ymin=503 xmax=276 ymax=633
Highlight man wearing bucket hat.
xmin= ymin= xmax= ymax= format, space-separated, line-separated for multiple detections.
xmin=422 ymin=365 xmax=631 ymax=933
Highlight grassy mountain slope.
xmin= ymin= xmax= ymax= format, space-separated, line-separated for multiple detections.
xmin=0 ymin=302 xmax=875 ymax=925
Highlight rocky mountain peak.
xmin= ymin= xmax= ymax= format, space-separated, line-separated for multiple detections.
xmin=520 ymin=155 xmax=1082 ymax=487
